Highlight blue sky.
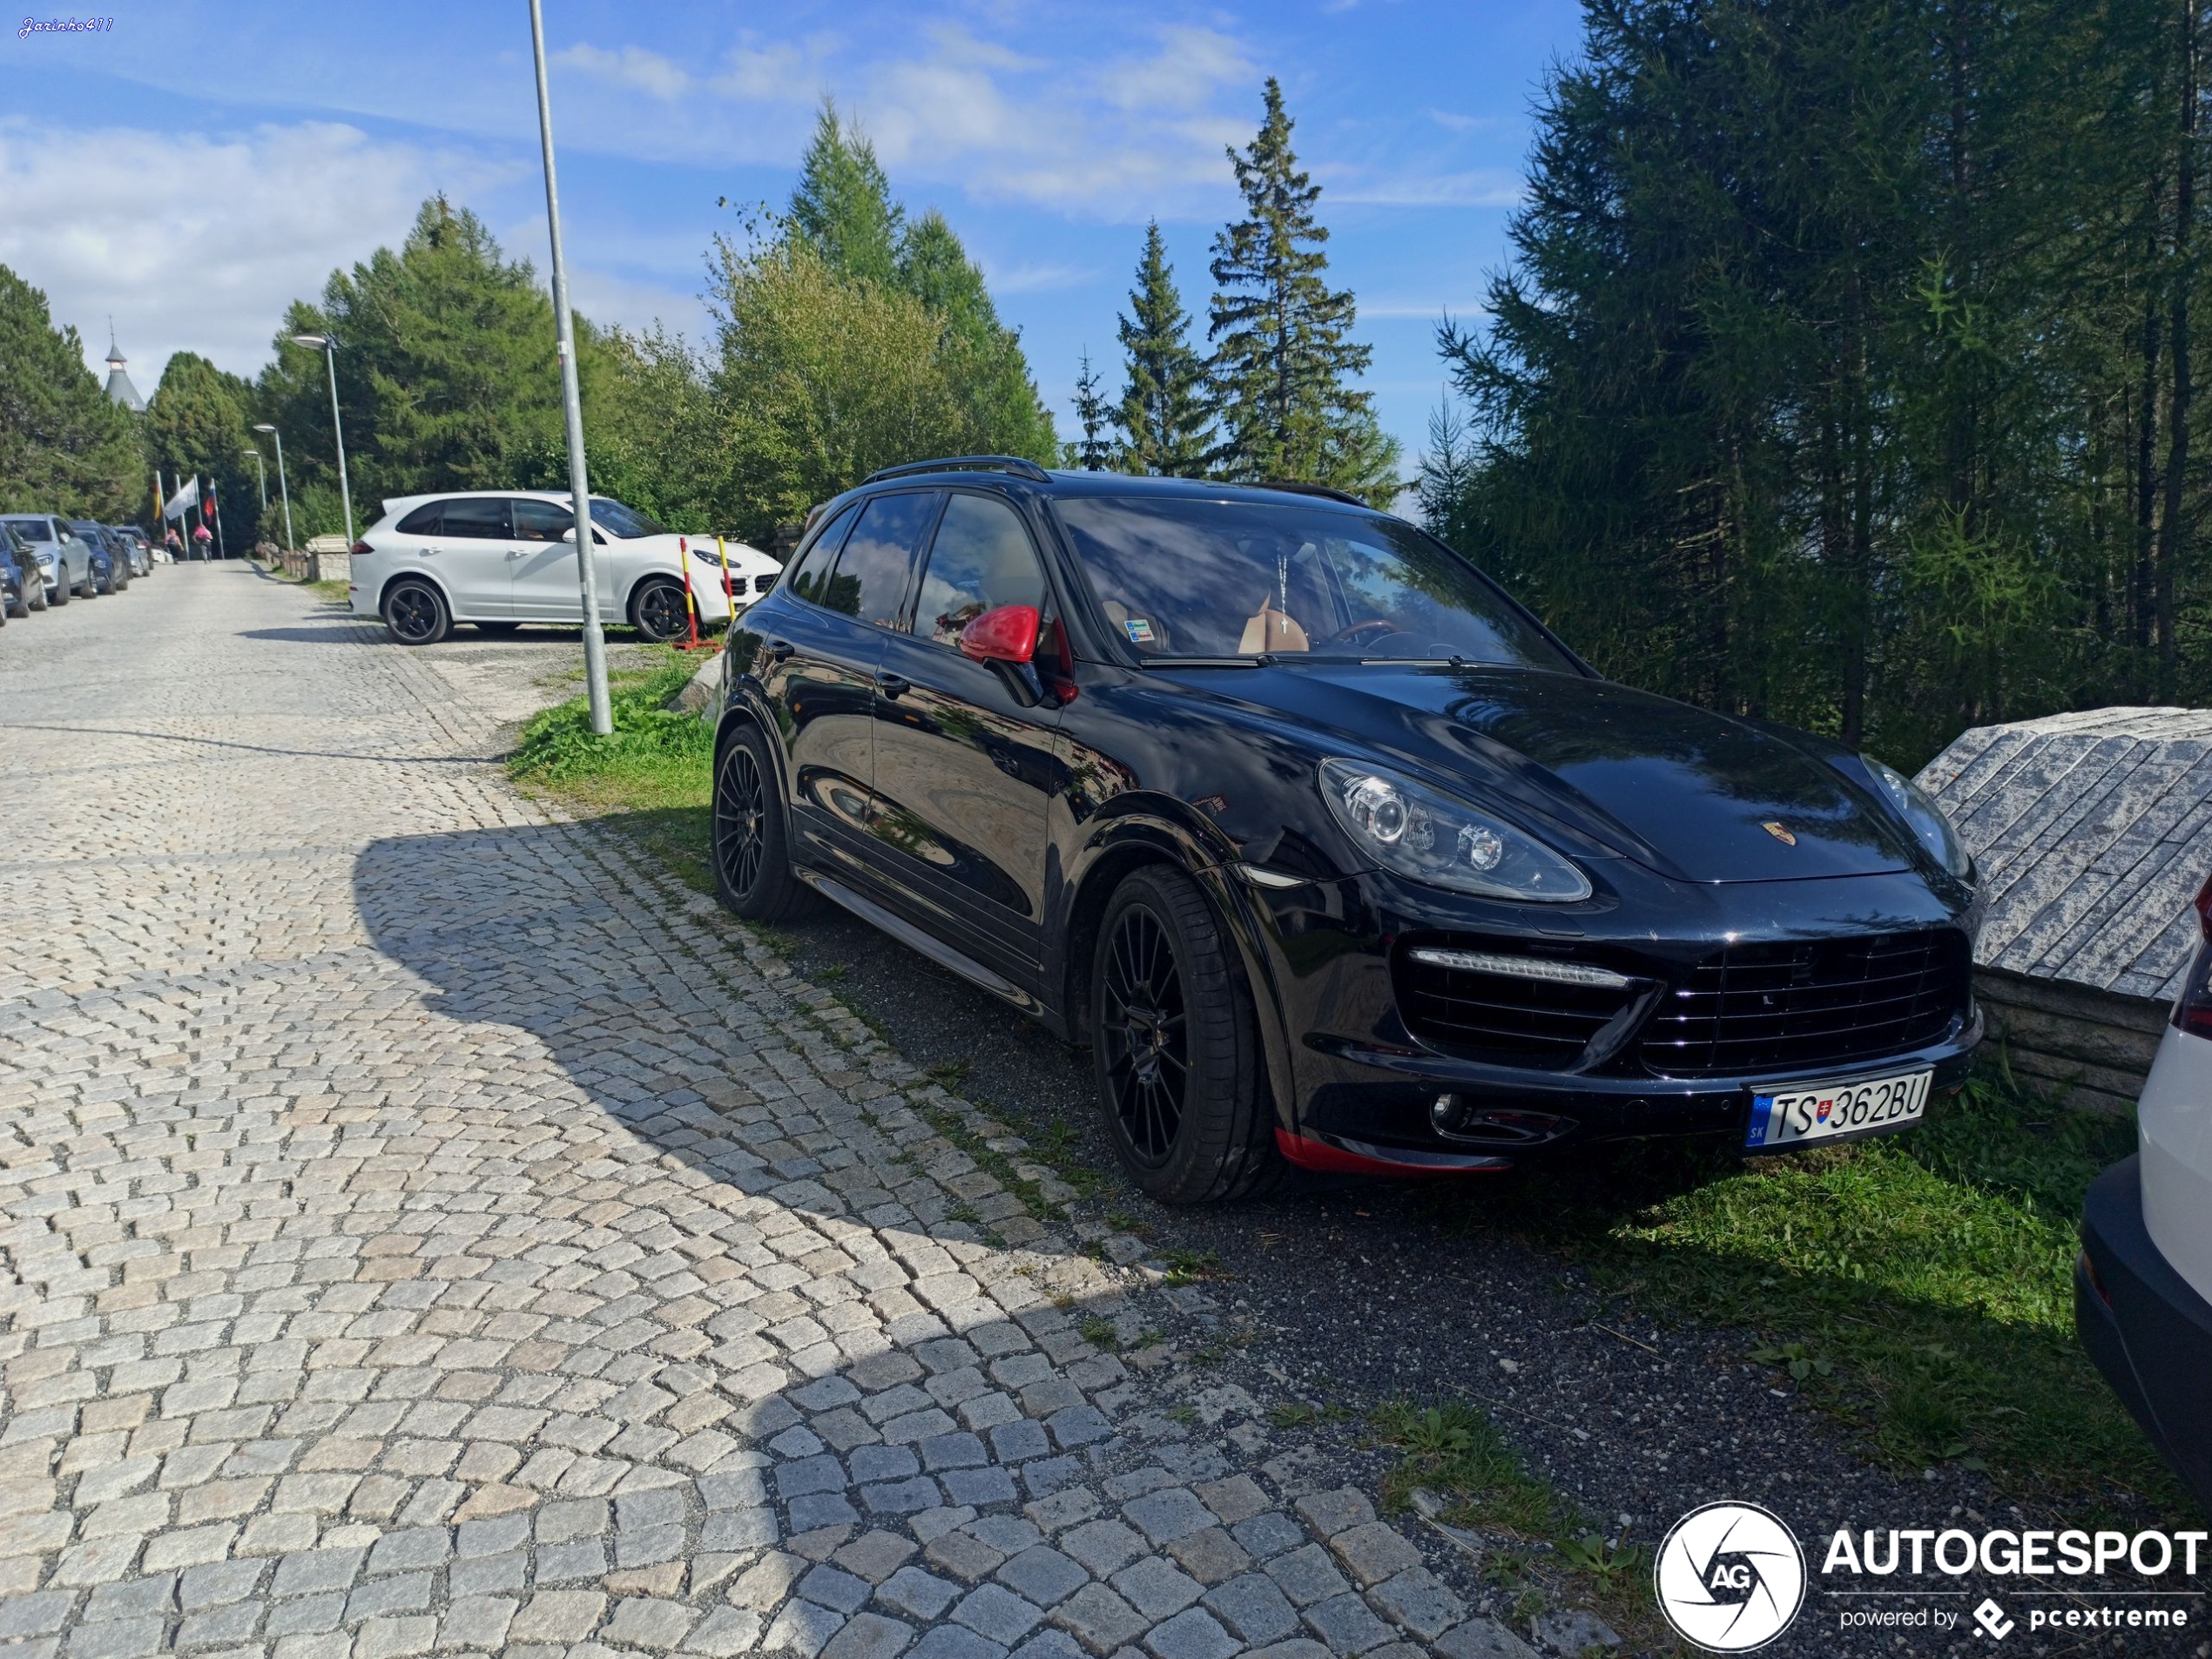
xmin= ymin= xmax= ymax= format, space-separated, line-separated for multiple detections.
xmin=3 ymin=0 xmax=1583 ymax=468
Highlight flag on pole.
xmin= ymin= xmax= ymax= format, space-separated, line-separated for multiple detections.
xmin=163 ymin=475 xmax=199 ymax=522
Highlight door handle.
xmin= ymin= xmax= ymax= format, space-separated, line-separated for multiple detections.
xmin=876 ymin=673 xmax=911 ymax=699
xmin=765 ymin=640 xmax=794 ymax=664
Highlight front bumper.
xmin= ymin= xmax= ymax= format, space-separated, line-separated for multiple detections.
xmin=2077 ymin=1156 xmax=2212 ymax=1518
xmin=1238 ymin=863 xmax=1982 ymax=1165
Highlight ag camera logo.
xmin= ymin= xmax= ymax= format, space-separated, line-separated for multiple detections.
xmin=1655 ymin=1501 xmax=1807 ymax=1651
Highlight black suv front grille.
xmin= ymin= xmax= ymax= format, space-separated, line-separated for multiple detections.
xmin=1640 ymin=928 xmax=1971 ymax=1078
xmin=1396 ymin=949 xmax=1638 ymax=1069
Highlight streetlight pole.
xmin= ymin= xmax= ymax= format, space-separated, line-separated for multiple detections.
xmin=242 ymin=448 xmax=267 ymax=511
xmin=528 ymin=0 xmax=611 ymax=736
xmin=253 ymin=424 xmax=295 ymax=555
xmin=289 ymin=333 xmax=355 ymax=547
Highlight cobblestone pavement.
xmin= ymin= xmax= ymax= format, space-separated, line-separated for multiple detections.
xmin=0 ymin=569 xmax=1559 ymax=1659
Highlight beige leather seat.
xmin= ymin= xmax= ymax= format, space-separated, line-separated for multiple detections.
xmin=1238 ymin=598 xmax=1308 ymax=654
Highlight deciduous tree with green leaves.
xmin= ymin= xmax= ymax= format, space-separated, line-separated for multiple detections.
xmin=145 ymin=352 xmax=257 ymax=547
xmin=1111 ymin=222 xmax=1211 ymax=476
xmin=1206 ymin=79 xmax=1399 ymax=504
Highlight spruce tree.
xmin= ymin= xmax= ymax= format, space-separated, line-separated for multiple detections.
xmin=1205 ymin=79 xmax=1399 ymax=502
xmin=1111 ymin=222 xmax=1210 ymax=475
xmin=788 ymin=101 xmax=901 ymax=287
xmin=1067 ymin=351 xmax=1111 ymax=469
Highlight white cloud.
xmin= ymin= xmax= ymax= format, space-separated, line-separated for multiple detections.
xmin=841 ymin=23 xmax=1256 ymax=216
xmin=0 ymin=118 xmax=501 ymax=383
xmin=555 ymin=43 xmax=692 ymax=101
xmin=982 ymin=260 xmax=1094 ymax=295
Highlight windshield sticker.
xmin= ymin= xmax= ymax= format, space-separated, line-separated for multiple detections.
xmin=1123 ymin=617 xmax=1156 ymax=644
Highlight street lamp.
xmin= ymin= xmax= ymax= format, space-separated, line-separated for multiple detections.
xmin=241 ymin=447 xmax=267 ymax=512
xmin=528 ymin=0 xmax=611 ymax=735
xmin=289 ymin=334 xmax=354 ymax=547
xmin=253 ymin=424 xmax=295 ymax=555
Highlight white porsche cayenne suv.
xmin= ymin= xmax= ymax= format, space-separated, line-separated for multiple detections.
xmin=347 ymin=490 xmax=782 ymax=645
xmin=2078 ymin=869 xmax=2212 ymax=1515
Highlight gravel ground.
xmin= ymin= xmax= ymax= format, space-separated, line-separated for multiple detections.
xmin=769 ymin=907 xmax=2210 ymax=1658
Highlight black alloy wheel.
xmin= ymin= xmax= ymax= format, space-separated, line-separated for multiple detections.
xmin=712 ymin=725 xmax=813 ymax=921
xmin=1090 ymin=866 xmax=1283 ymax=1204
xmin=384 ymin=580 xmax=449 ymax=646
xmin=633 ymin=578 xmax=688 ymax=644
xmin=1101 ymin=901 xmax=1189 ymax=1168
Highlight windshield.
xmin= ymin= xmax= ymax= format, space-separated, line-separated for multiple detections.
xmin=587 ymin=498 xmax=664 ymax=539
xmin=1054 ymin=496 xmax=1575 ymax=669
xmin=2 ymin=517 xmax=51 ymax=543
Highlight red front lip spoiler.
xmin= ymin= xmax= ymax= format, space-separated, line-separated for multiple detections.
xmin=1274 ymin=1130 xmax=1511 ymax=1177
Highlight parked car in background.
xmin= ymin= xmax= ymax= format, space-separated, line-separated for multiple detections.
xmin=1 ymin=523 xmax=39 ymax=617
xmin=107 ymin=525 xmax=153 ymax=578
xmin=0 ymin=516 xmax=92 ymax=604
xmin=711 ymin=459 xmax=1985 ymax=1204
xmin=0 ymin=527 xmax=24 ymax=624
xmin=2078 ymin=870 xmax=2212 ymax=1517
xmin=67 ymin=521 xmax=130 ymax=593
xmin=347 ymin=490 xmax=781 ymax=646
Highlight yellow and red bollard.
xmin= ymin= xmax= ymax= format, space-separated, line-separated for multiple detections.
xmin=673 ymin=536 xmax=718 ymax=652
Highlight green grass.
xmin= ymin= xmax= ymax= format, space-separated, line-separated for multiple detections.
xmin=1371 ymin=1399 xmax=1656 ymax=1642
xmin=1429 ymin=1069 xmax=2188 ymax=1518
xmin=307 ymin=577 xmax=350 ymax=604
xmin=507 ymin=653 xmax=716 ymax=891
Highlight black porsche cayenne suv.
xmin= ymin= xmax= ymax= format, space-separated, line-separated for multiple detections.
xmin=711 ymin=457 xmax=1984 ymax=1204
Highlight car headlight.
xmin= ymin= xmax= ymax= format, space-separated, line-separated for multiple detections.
xmin=1864 ymin=756 xmax=1973 ymax=880
xmin=1318 ymin=759 xmax=1591 ymax=901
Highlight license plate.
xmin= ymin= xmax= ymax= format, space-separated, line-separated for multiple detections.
xmin=1745 ymin=1069 xmax=1932 ymax=1150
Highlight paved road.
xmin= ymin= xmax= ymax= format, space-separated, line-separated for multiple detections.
xmin=0 ymin=568 xmax=1542 ymax=1659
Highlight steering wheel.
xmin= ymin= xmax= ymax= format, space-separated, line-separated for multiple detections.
xmin=1313 ymin=617 xmax=1402 ymax=650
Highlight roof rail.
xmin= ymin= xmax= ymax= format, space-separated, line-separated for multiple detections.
xmin=1258 ymin=480 xmax=1370 ymax=507
xmin=864 ymin=455 xmax=1052 ymax=485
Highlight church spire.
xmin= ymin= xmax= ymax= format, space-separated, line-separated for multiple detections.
xmin=103 ymin=321 xmax=145 ymax=413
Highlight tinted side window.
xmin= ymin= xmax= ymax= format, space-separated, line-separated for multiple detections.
xmin=825 ymin=493 xmax=937 ymax=626
xmin=511 ymin=500 xmax=573 ymax=542
xmin=787 ymin=502 xmax=860 ymax=606
xmin=914 ymin=494 xmax=1048 ymax=650
xmin=395 ymin=502 xmax=443 ymax=536
xmin=439 ymin=498 xmax=510 ymax=539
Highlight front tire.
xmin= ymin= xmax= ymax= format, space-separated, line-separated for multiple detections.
xmin=1091 ymin=866 xmax=1282 ymax=1205
xmin=47 ymin=574 xmax=68 ymax=606
xmin=384 ymin=579 xmax=450 ymax=645
xmin=712 ymin=725 xmax=813 ymax=922
xmin=631 ymin=577 xmax=689 ymax=644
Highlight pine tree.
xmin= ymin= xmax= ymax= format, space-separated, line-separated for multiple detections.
xmin=1111 ymin=222 xmax=1210 ymax=475
xmin=1067 ymin=351 xmax=1111 ymax=469
xmin=0 ymin=264 xmax=142 ymax=518
xmin=788 ymin=100 xmax=902 ymax=288
xmin=1205 ymin=79 xmax=1399 ymax=502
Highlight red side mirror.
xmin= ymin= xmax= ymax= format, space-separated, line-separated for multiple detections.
xmin=959 ymin=604 xmax=1040 ymax=665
